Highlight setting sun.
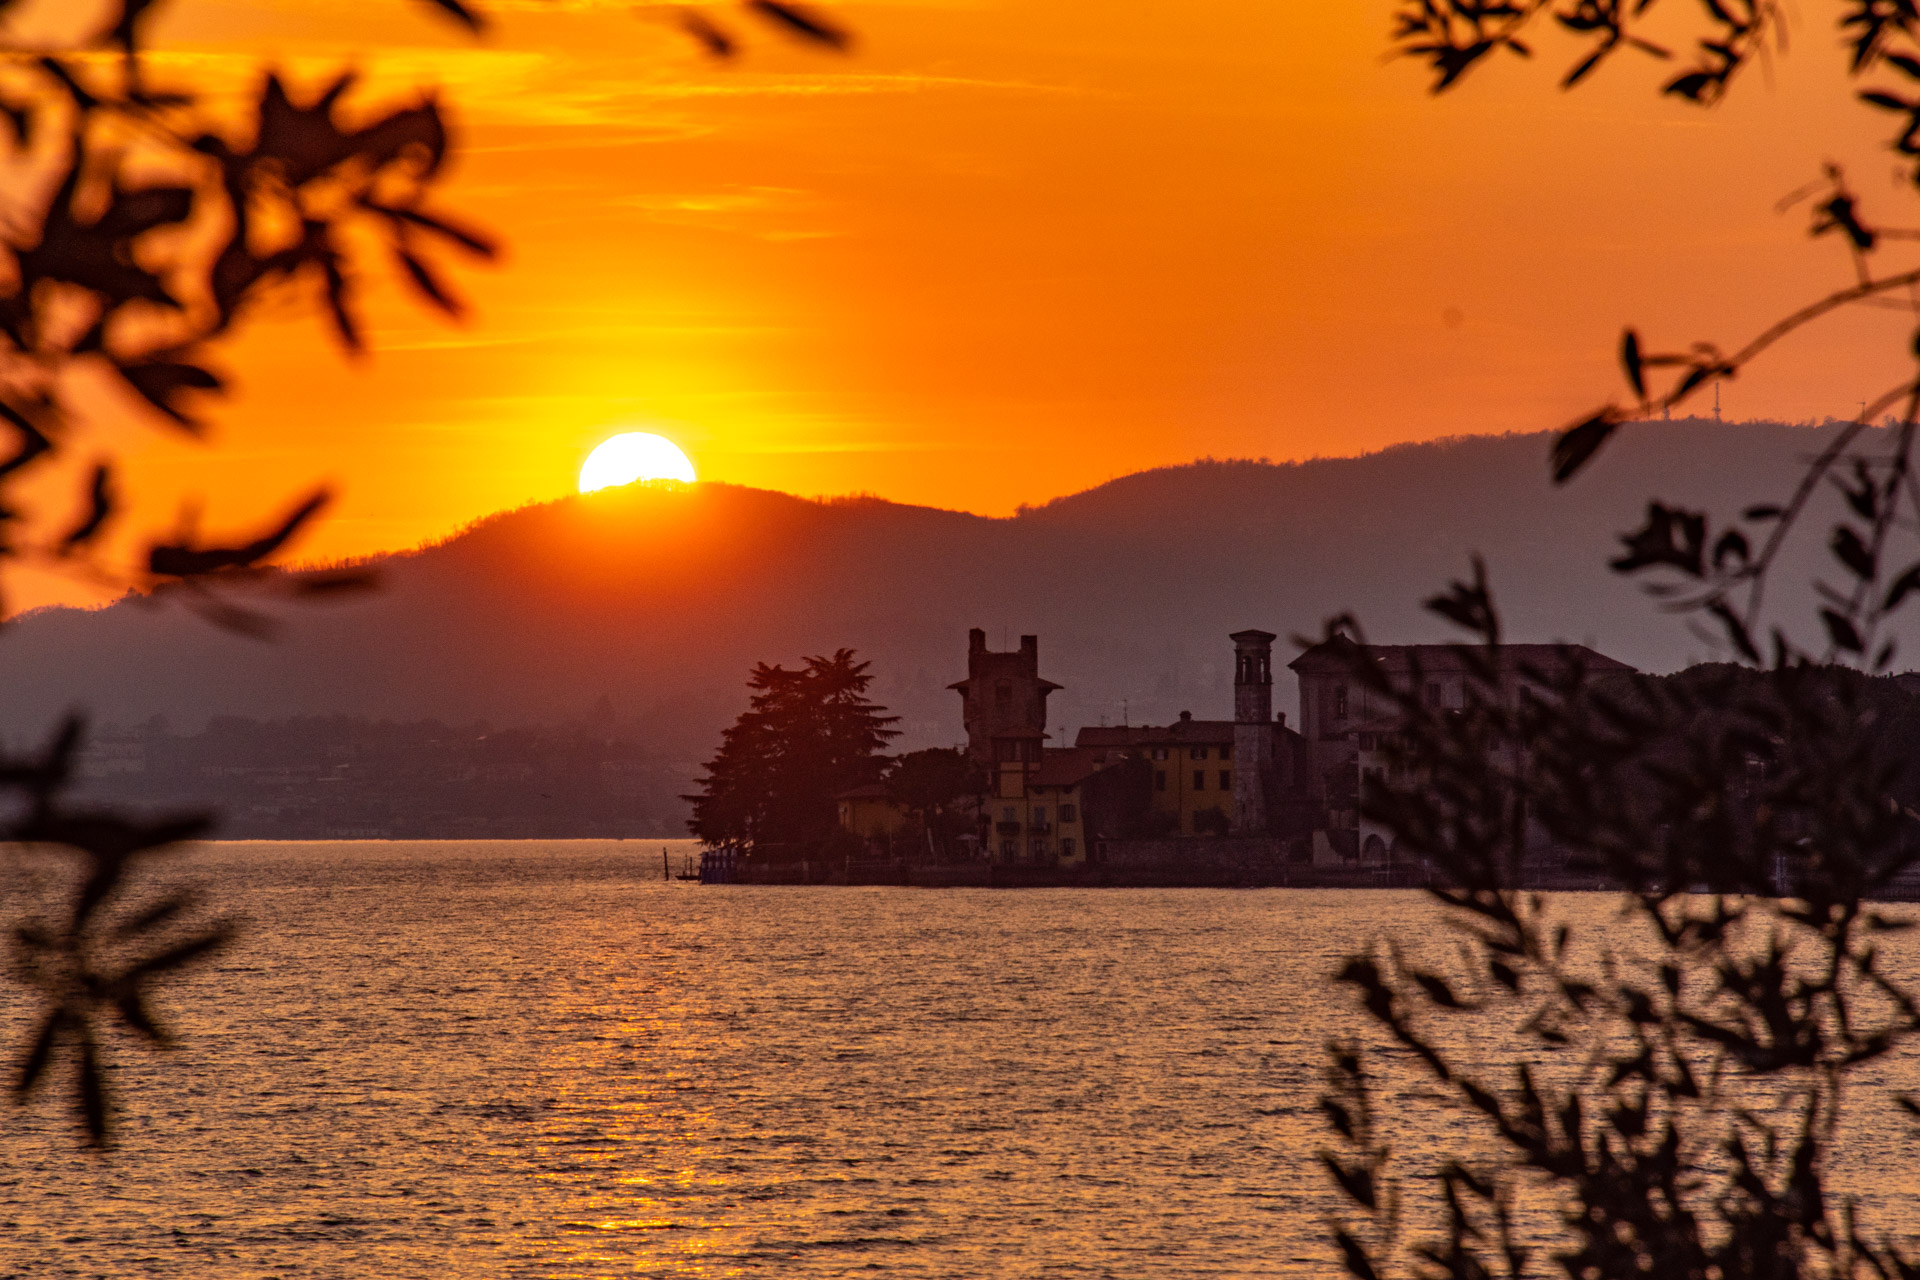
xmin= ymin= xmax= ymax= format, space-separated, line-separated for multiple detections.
xmin=578 ymin=432 xmax=697 ymax=493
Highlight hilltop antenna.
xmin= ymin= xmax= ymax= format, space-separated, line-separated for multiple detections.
xmin=1714 ymin=383 xmax=1722 ymax=421
xmin=1122 ymin=699 xmax=1129 ymax=729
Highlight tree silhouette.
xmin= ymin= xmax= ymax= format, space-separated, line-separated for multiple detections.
xmin=0 ymin=0 xmax=849 ymax=1147
xmin=687 ymin=649 xmax=899 ymax=851
xmin=887 ymin=747 xmax=982 ymax=859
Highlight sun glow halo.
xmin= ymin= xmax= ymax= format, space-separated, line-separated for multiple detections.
xmin=578 ymin=432 xmax=697 ymax=493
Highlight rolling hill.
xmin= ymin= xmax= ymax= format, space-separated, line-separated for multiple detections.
xmin=0 ymin=418 xmax=1874 ymax=795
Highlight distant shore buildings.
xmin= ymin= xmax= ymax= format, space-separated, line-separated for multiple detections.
xmin=843 ymin=626 xmax=1634 ymax=870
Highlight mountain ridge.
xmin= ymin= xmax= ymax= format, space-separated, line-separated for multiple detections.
xmin=0 ymin=419 xmax=1881 ymax=794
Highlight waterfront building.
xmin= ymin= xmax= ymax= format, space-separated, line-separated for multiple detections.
xmin=1075 ymin=715 xmax=1235 ymax=837
xmin=948 ymin=630 xmax=1151 ymax=864
xmin=950 ymin=630 xmax=1058 ymax=769
xmin=835 ymin=783 xmax=913 ymax=844
xmin=874 ymin=626 xmax=1638 ymax=871
xmin=1288 ymin=637 xmax=1635 ymax=865
xmin=1076 ymin=631 xmax=1305 ymax=838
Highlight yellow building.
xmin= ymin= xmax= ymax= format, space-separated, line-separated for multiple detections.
xmin=835 ymin=784 xmax=912 ymax=844
xmin=981 ymin=749 xmax=1108 ymax=864
xmin=1077 ymin=712 xmax=1237 ymax=836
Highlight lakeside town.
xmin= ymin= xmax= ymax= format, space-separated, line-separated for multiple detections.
xmin=67 ymin=618 xmax=1920 ymax=897
xmin=677 ymin=626 xmax=1920 ymax=892
xmin=697 ymin=626 xmax=1643 ymax=887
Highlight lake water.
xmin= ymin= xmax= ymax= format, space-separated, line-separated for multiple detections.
xmin=1 ymin=840 xmax=1916 ymax=1277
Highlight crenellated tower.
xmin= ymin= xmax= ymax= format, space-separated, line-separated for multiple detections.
xmin=949 ymin=629 xmax=1061 ymax=776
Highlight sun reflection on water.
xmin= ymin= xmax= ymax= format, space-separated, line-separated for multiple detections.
xmin=4 ymin=841 xmax=1917 ymax=1276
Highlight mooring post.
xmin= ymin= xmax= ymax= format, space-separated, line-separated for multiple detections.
xmin=662 ymin=847 xmax=669 ymax=881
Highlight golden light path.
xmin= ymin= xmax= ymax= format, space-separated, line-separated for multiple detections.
xmin=579 ymin=433 xmax=698 ymax=493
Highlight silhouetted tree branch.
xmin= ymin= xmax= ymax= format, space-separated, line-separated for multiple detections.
xmin=1319 ymin=6 xmax=1920 ymax=1270
xmin=0 ymin=0 xmax=848 ymax=1147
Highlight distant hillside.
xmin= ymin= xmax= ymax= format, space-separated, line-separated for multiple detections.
xmin=0 ymin=419 xmax=1877 ymax=820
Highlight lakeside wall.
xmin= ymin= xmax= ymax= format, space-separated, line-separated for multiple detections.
xmin=713 ymin=846 xmax=1920 ymax=897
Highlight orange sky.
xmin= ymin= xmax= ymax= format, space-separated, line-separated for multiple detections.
xmin=8 ymin=0 xmax=1914 ymax=610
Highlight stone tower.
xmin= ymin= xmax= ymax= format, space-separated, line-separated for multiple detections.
xmin=1230 ymin=629 xmax=1277 ymax=834
xmin=949 ymin=629 xmax=1061 ymax=771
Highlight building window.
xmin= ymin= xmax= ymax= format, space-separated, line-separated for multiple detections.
xmin=1033 ymin=807 xmax=1047 ymax=825
xmin=1001 ymin=840 xmax=1015 ymax=858
xmin=1003 ymin=807 xmax=1016 ymax=822
xmin=1061 ymin=838 xmax=1075 ymax=857
xmin=1193 ymin=746 xmax=1207 ymax=761
xmin=1220 ymin=744 xmax=1231 ymax=761
xmin=1193 ymin=770 xmax=1205 ymax=790
xmin=1032 ymin=837 xmax=1048 ymax=855
xmin=1425 ymin=681 xmax=1441 ymax=707
xmin=1220 ymin=770 xmax=1231 ymax=790
xmin=1152 ymin=747 xmax=1168 ymax=761
xmin=1334 ymin=684 xmax=1349 ymax=719
xmin=1059 ymin=804 xmax=1077 ymax=824
xmin=1155 ymin=770 xmax=1167 ymax=792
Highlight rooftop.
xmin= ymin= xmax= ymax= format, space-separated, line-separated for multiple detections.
xmin=1029 ymin=748 xmax=1111 ymax=789
xmin=1075 ymin=714 xmax=1237 ymax=749
xmin=1289 ymin=637 xmax=1634 ymax=675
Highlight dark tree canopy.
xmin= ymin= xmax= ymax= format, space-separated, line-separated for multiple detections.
xmin=887 ymin=748 xmax=979 ymax=820
xmin=686 ymin=649 xmax=899 ymax=850
xmin=886 ymin=746 xmax=982 ymax=857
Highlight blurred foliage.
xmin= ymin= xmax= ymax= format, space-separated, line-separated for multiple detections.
xmin=1318 ymin=6 xmax=1920 ymax=1272
xmin=0 ymin=0 xmax=845 ymax=1146
xmin=1398 ymin=1 xmax=1920 ymax=670
xmin=1318 ymin=579 xmax=1920 ymax=1275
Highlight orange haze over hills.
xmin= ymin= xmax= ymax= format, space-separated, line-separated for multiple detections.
xmin=4 ymin=0 xmax=1907 ymax=612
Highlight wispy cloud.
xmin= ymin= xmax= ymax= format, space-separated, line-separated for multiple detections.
xmin=364 ymin=319 xmax=791 ymax=352
xmin=611 ymin=185 xmax=838 ymax=239
xmin=137 ymin=43 xmax=1078 ymax=132
xmin=719 ymin=438 xmax=964 ymax=454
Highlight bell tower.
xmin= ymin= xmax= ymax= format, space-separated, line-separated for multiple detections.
xmin=1230 ymin=629 xmax=1277 ymax=834
xmin=1233 ymin=630 xmax=1275 ymax=724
